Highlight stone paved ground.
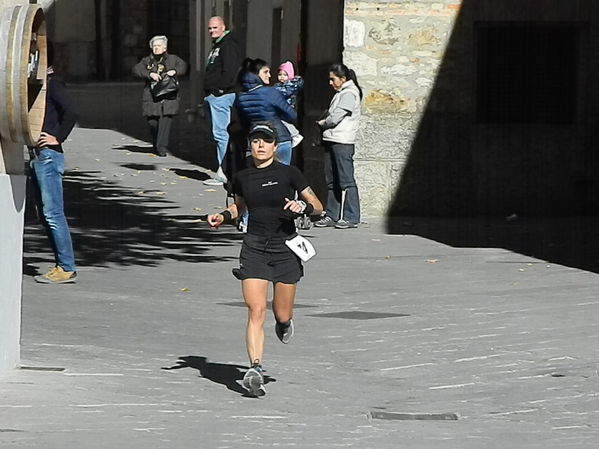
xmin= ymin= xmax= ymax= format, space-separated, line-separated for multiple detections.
xmin=1 ymin=127 xmax=598 ymax=448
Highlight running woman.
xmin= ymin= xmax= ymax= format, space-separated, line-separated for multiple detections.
xmin=207 ymin=122 xmax=323 ymax=397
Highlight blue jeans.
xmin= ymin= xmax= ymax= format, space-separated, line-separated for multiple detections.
xmin=276 ymin=140 xmax=293 ymax=166
xmin=204 ymin=93 xmax=235 ymax=167
xmin=323 ymin=142 xmax=361 ymax=224
xmin=30 ymin=148 xmax=76 ymax=272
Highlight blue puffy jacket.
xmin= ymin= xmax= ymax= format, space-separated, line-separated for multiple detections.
xmin=235 ymin=72 xmax=297 ymax=142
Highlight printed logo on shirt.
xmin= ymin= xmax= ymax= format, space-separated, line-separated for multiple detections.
xmin=261 ymin=181 xmax=279 ymax=187
xmin=207 ymin=48 xmax=220 ymax=64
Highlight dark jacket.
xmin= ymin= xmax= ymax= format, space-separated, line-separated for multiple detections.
xmin=204 ymin=31 xmax=241 ymax=96
xmin=235 ymin=73 xmax=297 ymax=142
xmin=132 ymin=53 xmax=187 ymax=117
xmin=42 ymin=74 xmax=78 ymax=149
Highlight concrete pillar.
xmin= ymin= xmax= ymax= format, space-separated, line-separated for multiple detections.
xmin=0 ymin=0 xmax=34 ymax=375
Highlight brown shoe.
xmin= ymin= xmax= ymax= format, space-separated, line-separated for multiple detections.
xmin=34 ymin=266 xmax=77 ymax=284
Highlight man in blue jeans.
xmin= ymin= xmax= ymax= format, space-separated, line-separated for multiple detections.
xmin=31 ymin=46 xmax=78 ymax=284
xmin=203 ymin=16 xmax=241 ymax=186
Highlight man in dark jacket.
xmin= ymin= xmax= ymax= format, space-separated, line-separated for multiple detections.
xmin=31 ymin=44 xmax=79 ymax=284
xmin=203 ymin=16 xmax=241 ymax=186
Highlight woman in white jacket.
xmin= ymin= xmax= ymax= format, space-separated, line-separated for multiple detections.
xmin=315 ymin=63 xmax=363 ymax=229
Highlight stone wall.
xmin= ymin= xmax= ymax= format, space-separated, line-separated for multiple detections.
xmin=346 ymin=0 xmax=599 ymax=219
xmin=344 ymin=0 xmax=460 ymax=216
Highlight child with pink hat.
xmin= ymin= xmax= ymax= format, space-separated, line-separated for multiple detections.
xmin=274 ymin=60 xmax=304 ymax=147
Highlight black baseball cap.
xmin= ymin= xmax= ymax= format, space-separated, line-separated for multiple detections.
xmin=248 ymin=122 xmax=278 ymax=142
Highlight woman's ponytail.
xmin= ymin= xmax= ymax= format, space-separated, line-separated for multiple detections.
xmin=347 ymin=69 xmax=363 ymax=100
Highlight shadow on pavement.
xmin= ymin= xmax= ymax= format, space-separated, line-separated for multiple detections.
xmin=388 ymin=216 xmax=599 ymax=273
xmin=162 ymin=356 xmax=276 ymax=397
xmin=112 ymin=144 xmax=155 ymax=155
xmin=23 ymin=170 xmax=240 ymax=271
xmin=71 ymin=81 xmax=217 ymax=170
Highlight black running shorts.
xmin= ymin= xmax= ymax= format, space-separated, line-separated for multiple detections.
xmin=237 ymin=234 xmax=303 ymax=284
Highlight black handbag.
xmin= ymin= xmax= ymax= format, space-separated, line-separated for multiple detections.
xmin=151 ymin=75 xmax=179 ymax=101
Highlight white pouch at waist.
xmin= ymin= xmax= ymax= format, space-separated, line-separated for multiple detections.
xmin=285 ymin=235 xmax=316 ymax=262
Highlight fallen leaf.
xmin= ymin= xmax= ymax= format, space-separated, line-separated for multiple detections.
xmin=205 ymin=188 xmax=217 ymax=192
xmin=426 ymin=259 xmax=439 ymax=263
xmin=180 ymin=288 xmax=190 ymax=292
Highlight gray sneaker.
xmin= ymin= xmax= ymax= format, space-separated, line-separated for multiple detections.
xmin=243 ymin=366 xmax=266 ymax=397
xmin=314 ymin=216 xmax=335 ymax=228
xmin=275 ymin=319 xmax=294 ymax=344
xmin=335 ymin=219 xmax=358 ymax=229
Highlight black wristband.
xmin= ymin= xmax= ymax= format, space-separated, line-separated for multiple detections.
xmin=220 ymin=210 xmax=232 ymax=224
xmin=304 ymin=203 xmax=314 ymax=216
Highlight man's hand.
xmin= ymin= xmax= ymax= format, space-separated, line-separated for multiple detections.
xmin=37 ymin=132 xmax=59 ymax=147
xmin=149 ymin=72 xmax=161 ymax=82
xmin=166 ymin=70 xmax=176 ymax=77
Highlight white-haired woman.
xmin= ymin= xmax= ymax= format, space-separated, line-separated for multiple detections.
xmin=132 ymin=35 xmax=187 ymax=156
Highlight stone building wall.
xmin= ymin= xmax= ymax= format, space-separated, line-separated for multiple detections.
xmin=345 ymin=0 xmax=599 ymax=219
xmin=344 ymin=0 xmax=460 ymax=216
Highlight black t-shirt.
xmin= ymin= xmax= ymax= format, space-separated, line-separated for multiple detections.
xmin=233 ymin=161 xmax=309 ymax=238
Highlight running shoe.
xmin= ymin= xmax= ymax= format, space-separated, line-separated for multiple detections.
xmin=242 ymin=366 xmax=266 ymax=397
xmin=275 ymin=319 xmax=294 ymax=344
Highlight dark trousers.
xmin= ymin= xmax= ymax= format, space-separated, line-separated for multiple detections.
xmin=147 ymin=115 xmax=173 ymax=155
xmin=323 ymin=142 xmax=360 ymax=223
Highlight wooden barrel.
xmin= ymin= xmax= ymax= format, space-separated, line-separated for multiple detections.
xmin=0 ymin=5 xmax=46 ymax=146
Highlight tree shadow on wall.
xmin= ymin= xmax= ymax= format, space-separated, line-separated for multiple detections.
xmin=23 ymin=170 xmax=240 ymax=273
xmin=385 ymin=0 xmax=599 ymax=273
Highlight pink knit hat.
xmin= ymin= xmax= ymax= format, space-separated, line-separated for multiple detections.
xmin=277 ymin=61 xmax=295 ymax=80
